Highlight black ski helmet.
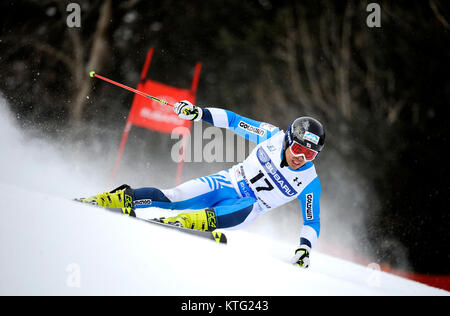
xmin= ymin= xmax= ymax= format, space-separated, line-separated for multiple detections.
xmin=283 ymin=117 xmax=325 ymax=154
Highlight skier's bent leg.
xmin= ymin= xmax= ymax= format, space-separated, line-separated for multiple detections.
xmin=79 ymin=170 xmax=248 ymax=231
xmin=133 ymin=171 xmax=239 ymax=210
xmin=132 ymin=186 xmax=231 ymax=210
xmin=79 ymin=179 xmax=240 ymax=212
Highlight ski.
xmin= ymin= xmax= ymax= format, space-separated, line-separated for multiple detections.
xmin=74 ymin=200 xmax=227 ymax=244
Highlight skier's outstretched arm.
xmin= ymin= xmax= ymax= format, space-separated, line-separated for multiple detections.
xmin=291 ymin=177 xmax=321 ymax=269
xmin=173 ymin=100 xmax=280 ymax=144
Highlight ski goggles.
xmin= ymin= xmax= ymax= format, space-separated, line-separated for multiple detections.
xmin=289 ymin=141 xmax=318 ymax=161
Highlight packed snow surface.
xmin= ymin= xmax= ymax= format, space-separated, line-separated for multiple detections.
xmin=0 ymin=182 xmax=447 ymax=296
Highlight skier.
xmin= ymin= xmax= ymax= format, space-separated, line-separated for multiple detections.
xmin=81 ymin=101 xmax=325 ymax=268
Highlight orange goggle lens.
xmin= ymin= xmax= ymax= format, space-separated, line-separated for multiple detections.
xmin=289 ymin=141 xmax=318 ymax=161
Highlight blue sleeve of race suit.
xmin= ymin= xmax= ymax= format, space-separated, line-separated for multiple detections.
xmin=202 ymin=108 xmax=280 ymax=144
xmin=297 ymin=177 xmax=321 ymax=248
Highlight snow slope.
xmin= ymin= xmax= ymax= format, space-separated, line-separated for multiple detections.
xmin=0 ymin=182 xmax=447 ymax=296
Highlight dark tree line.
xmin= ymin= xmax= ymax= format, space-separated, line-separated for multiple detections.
xmin=1 ymin=0 xmax=449 ymax=273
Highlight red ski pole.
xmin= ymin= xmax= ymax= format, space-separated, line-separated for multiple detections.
xmin=89 ymin=71 xmax=174 ymax=107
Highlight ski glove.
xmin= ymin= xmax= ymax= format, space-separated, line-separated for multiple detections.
xmin=174 ymin=100 xmax=203 ymax=121
xmin=291 ymin=245 xmax=311 ymax=268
